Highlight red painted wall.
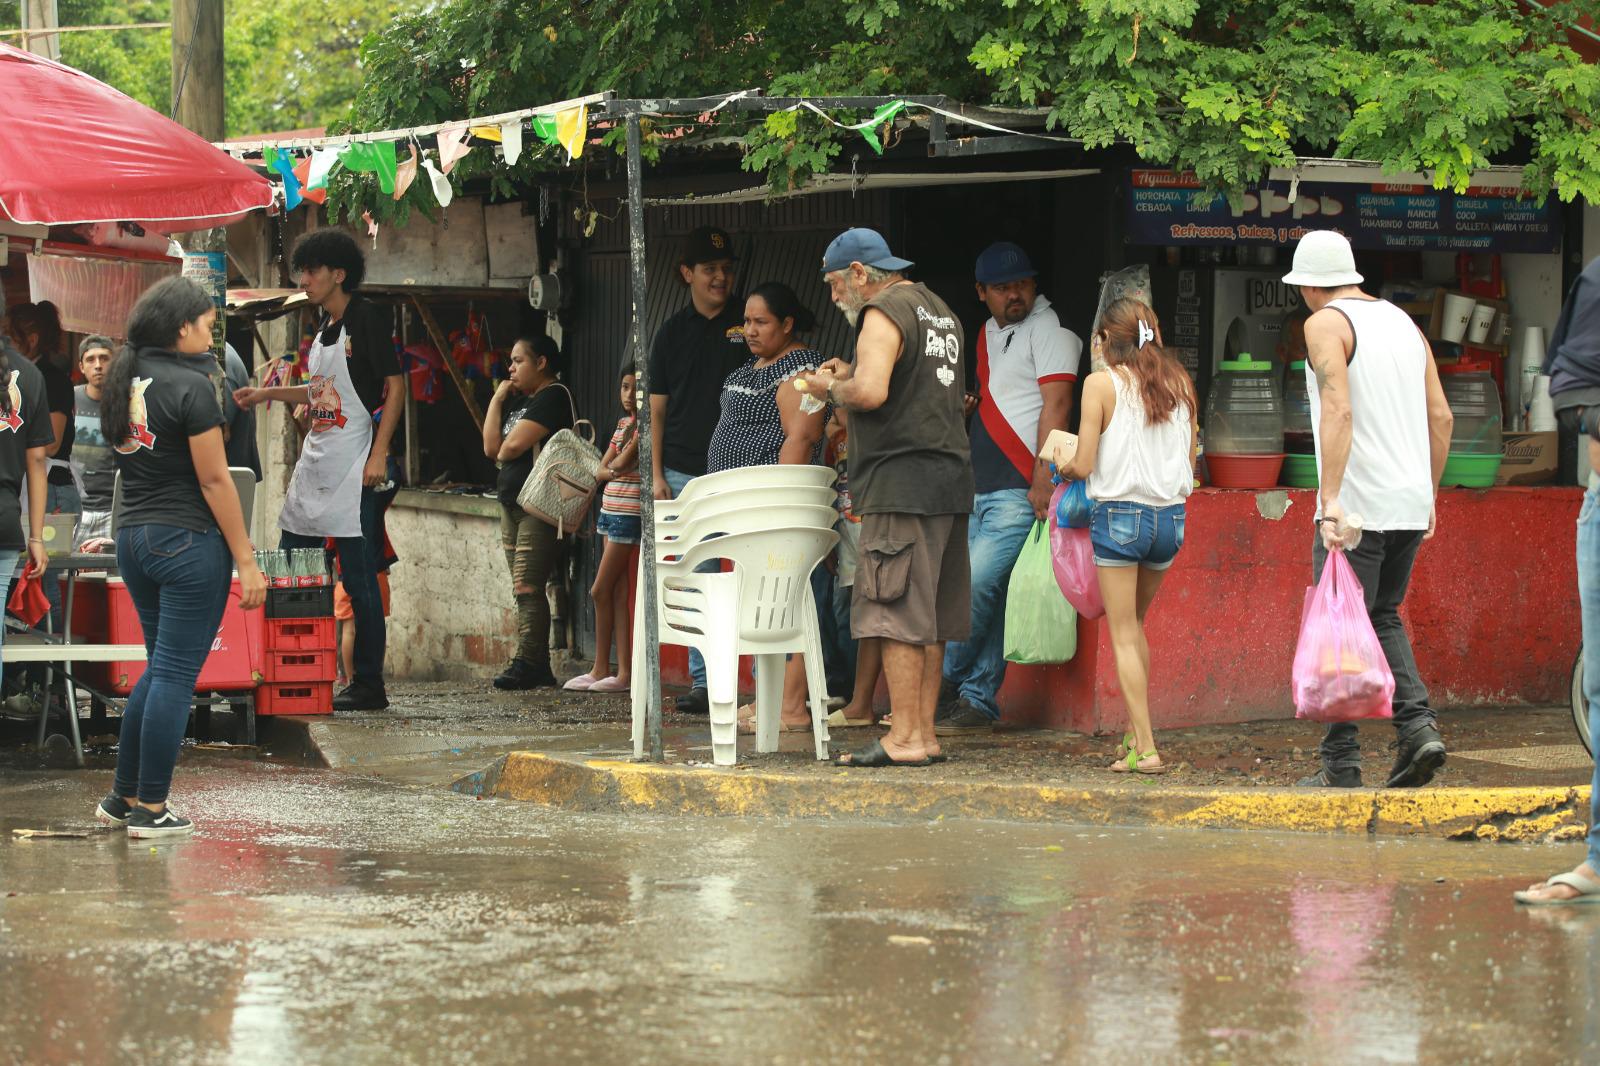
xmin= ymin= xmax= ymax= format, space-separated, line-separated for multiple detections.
xmin=997 ymin=486 xmax=1584 ymax=733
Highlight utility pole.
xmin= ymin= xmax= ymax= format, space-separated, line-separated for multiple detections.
xmin=171 ymin=0 xmax=229 ymax=415
xmin=18 ymin=0 xmax=60 ymax=60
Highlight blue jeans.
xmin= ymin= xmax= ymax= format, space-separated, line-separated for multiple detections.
xmin=281 ymin=487 xmax=385 ymax=687
xmin=112 ymin=524 xmax=231 ymax=804
xmin=1090 ymin=500 xmax=1186 ymax=570
xmin=0 ymin=549 xmax=17 ymax=690
xmin=664 ymin=468 xmax=708 ymax=690
xmin=1576 ymin=481 xmax=1600 ymax=871
xmin=941 ymin=489 xmax=1034 ymax=720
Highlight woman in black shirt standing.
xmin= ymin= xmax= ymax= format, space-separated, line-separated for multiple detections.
xmin=481 ymin=335 xmax=572 ymax=691
xmin=94 ymin=278 xmax=266 ymax=839
xmin=0 ymin=322 xmax=56 ymax=684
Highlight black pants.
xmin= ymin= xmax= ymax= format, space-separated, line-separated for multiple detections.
xmin=1311 ymin=528 xmax=1437 ymax=771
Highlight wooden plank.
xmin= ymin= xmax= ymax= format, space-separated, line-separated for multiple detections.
xmin=408 ymin=294 xmax=484 ymax=432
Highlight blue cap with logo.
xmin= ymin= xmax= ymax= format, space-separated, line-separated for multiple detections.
xmin=821 ymin=228 xmax=914 ymax=275
xmin=975 ymin=241 xmax=1036 ymax=285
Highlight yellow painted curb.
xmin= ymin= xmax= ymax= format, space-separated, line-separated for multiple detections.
xmin=461 ymin=752 xmax=1593 ymax=841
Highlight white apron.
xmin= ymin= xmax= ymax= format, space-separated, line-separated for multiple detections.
xmin=278 ymin=323 xmax=372 ymax=539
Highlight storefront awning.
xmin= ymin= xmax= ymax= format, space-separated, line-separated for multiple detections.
xmin=0 ymin=43 xmax=273 ymax=231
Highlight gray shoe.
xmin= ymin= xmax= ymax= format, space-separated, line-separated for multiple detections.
xmin=934 ymin=698 xmax=994 ymax=736
xmin=1297 ymin=766 xmax=1362 ymax=788
xmin=935 ymin=677 xmax=961 ymax=718
xmin=1386 ymin=725 xmax=1447 ymax=788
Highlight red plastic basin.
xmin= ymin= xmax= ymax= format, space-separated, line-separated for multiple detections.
xmin=1206 ymin=453 xmax=1286 ymax=489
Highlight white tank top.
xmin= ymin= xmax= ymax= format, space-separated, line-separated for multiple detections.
xmin=1087 ymin=369 xmax=1193 ymax=507
xmin=1306 ymin=297 xmax=1433 ymax=531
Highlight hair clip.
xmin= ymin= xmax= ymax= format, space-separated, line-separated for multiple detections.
xmin=1137 ymin=320 xmax=1155 ymax=349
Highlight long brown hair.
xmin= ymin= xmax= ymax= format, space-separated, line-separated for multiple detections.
xmin=1097 ymin=298 xmax=1196 ymax=425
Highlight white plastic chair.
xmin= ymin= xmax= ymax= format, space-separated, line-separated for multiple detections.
xmin=633 ymin=525 xmax=838 ymax=766
xmin=655 ymin=484 xmax=838 ymax=527
xmin=656 ymin=504 xmax=840 ymax=562
xmin=666 ymin=464 xmax=836 ymax=512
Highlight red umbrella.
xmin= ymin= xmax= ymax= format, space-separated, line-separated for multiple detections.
xmin=0 ymin=43 xmax=272 ymax=232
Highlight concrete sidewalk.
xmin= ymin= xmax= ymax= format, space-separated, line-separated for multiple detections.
xmin=253 ymin=679 xmax=1596 ymax=842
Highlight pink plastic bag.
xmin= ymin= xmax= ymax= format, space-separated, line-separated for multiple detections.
xmin=1049 ymin=497 xmax=1104 ymax=620
xmin=1291 ymin=549 xmax=1395 ymax=722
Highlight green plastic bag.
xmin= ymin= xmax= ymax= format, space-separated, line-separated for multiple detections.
xmin=1003 ymin=521 xmax=1078 ymax=664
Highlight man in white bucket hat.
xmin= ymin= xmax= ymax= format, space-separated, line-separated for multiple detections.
xmin=1285 ymin=230 xmax=1456 ymax=788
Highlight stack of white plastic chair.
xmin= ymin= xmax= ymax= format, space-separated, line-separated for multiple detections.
xmin=631 ymin=464 xmax=840 ymax=766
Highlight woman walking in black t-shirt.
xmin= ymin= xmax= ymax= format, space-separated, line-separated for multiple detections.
xmin=93 ymin=278 xmax=266 ymax=839
xmin=482 ymin=335 xmax=573 ymax=691
xmin=0 ymin=325 xmax=56 ymax=683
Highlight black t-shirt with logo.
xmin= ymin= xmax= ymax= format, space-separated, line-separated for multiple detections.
xmin=315 ymin=295 xmax=401 ymax=415
xmin=495 ymin=384 xmax=575 ymax=507
xmin=648 ymin=302 xmax=748 ymax=476
xmin=37 ymin=357 xmax=75 ymax=485
xmin=112 ymin=349 xmax=227 ymax=534
xmin=0 ymin=355 xmax=60 ymax=549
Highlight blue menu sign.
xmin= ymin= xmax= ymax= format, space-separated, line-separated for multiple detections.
xmin=1126 ymin=170 xmax=1559 ymax=253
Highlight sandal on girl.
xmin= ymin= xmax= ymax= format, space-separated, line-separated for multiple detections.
xmin=1111 ymin=749 xmax=1167 ymax=774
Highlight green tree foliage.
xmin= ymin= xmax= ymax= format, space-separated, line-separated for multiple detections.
xmin=1 ymin=0 xmax=414 ymax=137
xmin=343 ymin=0 xmax=1600 ymax=211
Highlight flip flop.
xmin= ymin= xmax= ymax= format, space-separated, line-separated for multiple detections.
xmin=1514 ymin=871 xmax=1600 ymax=905
xmin=927 ymin=753 xmax=949 ymax=764
xmin=736 ymin=712 xmax=815 ymax=736
xmin=1111 ymin=749 xmax=1167 ymax=774
xmin=836 ymin=739 xmax=931 ymax=768
xmin=826 ymin=709 xmax=878 ymax=728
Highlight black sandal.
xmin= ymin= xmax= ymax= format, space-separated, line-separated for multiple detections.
xmin=836 ymin=739 xmax=931 ymax=768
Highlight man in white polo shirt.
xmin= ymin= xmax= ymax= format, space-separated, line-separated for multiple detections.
xmin=936 ymin=242 xmax=1080 ymax=733
xmin=1289 ymin=229 xmax=1454 ymax=788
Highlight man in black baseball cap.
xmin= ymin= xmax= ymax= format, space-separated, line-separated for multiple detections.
xmin=648 ymin=224 xmax=748 ymax=715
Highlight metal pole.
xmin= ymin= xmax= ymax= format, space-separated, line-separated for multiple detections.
xmin=626 ymin=114 xmax=664 ymax=762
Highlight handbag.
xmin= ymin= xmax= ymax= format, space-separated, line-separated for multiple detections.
xmin=517 ymin=384 xmax=603 ymax=537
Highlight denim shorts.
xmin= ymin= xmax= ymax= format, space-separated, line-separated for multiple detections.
xmin=597 ymin=510 xmax=641 ymax=545
xmin=1089 ymin=501 xmax=1186 ymax=570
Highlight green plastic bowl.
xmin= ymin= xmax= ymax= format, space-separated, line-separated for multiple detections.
xmin=1281 ymin=453 xmax=1319 ymax=488
xmin=1439 ymin=452 xmax=1502 ymax=488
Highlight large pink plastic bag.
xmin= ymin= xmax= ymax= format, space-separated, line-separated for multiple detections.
xmin=1291 ymin=549 xmax=1395 ymax=722
xmin=1049 ymin=507 xmax=1104 ymax=619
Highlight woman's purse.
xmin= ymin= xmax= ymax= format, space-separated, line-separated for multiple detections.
xmin=517 ymin=384 xmax=602 ymax=537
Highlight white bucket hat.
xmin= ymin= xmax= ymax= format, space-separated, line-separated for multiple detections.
xmin=1282 ymin=230 xmax=1364 ymax=287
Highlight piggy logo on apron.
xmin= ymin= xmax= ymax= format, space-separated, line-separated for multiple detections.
xmin=0 ymin=371 xmax=23 ymax=434
xmin=277 ymin=322 xmax=373 ymax=539
xmin=112 ymin=377 xmax=158 ymax=453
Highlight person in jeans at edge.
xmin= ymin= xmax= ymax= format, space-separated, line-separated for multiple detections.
xmin=796 ymin=228 xmax=973 ymax=768
xmin=234 ymin=229 xmax=404 ymax=712
xmin=93 ymin=277 xmax=267 ymax=838
xmin=71 ymin=336 xmax=117 ymax=545
xmin=1517 ymin=256 xmax=1600 ymax=902
xmin=936 ymin=241 xmax=1079 ymax=734
xmin=648 ymin=225 xmax=748 ymax=716
xmin=1289 ymin=230 xmax=1453 ymax=789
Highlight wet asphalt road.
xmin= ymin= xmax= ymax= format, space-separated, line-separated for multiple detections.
xmin=1 ymin=762 xmax=1596 ymax=1066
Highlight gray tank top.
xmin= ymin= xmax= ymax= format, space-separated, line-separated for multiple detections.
xmin=848 ymin=282 xmax=974 ymax=516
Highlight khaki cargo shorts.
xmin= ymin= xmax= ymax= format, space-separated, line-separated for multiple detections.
xmin=851 ymin=512 xmax=971 ymax=646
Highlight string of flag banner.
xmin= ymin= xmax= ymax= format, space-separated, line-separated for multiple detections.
xmin=224 ymin=92 xmax=1083 ymax=214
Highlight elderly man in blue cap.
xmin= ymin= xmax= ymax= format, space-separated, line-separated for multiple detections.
xmin=936 ymin=242 xmax=1081 ymax=734
xmin=796 ymin=228 xmax=972 ymax=767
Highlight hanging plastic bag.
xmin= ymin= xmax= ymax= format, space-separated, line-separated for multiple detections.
xmin=1049 ymin=514 xmax=1104 ymax=620
xmin=1291 ymin=549 xmax=1395 ymax=722
xmin=1003 ymin=521 xmax=1078 ymax=664
xmin=1055 ymin=479 xmax=1094 ymax=529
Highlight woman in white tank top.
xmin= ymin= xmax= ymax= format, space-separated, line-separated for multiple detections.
xmin=1058 ymin=299 xmax=1197 ymax=774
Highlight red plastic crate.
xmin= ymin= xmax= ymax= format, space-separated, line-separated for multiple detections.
xmin=265 ymin=616 xmax=336 ymax=653
xmin=262 ymin=648 xmax=337 ymax=684
xmin=255 ymin=681 xmax=333 ymax=716
xmin=69 ymin=574 xmax=263 ymax=695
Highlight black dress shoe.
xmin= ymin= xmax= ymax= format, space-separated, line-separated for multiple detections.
xmin=1386 ymin=725 xmax=1447 ymax=788
xmin=493 ymin=659 xmax=557 ymax=691
xmin=333 ymin=680 xmax=389 ymax=711
xmin=674 ymin=687 xmax=709 ymax=715
xmin=1296 ymin=765 xmax=1363 ymax=787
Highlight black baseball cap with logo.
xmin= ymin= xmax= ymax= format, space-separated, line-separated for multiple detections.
xmin=681 ymin=225 xmax=738 ymax=266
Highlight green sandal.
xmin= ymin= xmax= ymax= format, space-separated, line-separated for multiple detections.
xmin=1111 ymin=749 xmax=1167 ymax=774
xmin=1114 ymin=732 xmax=1136 ymax=759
